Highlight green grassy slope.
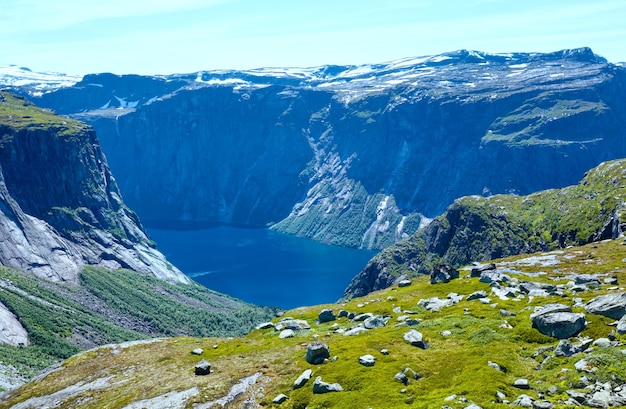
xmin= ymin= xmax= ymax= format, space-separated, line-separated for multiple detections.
xmin=2 ymin=239 xmax=625 ymax=408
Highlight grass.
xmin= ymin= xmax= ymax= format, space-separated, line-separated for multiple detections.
xmin=2 ymin=238 xmax=625 ymax=408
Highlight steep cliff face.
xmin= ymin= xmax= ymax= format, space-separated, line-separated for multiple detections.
xmin=343 ymin=159 xmax=626 ymax=298
xmin=0 ymin=92 xmax=186 ymax=283
xmin=7 ymin=48 xmax=626 ymax=249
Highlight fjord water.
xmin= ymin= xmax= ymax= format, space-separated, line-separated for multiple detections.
xmin=147 ymin=226 xmax=377 ymax=309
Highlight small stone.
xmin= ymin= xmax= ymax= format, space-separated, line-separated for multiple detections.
xmin=513 ymin=378 xmax=530 ymax=389
xmin=358 ymin=354 xmax=376 ymax=366
xmin=380 ymin=348 xmax=389 ymax=355
xmin=293 ymin=369 xmax=313 ymax=389
xmin=194 ymin=359 xmax=211 ymax=376
xmin=593 ymin=338 xmax=612 ymax=347
xmin=574 ymin=359 xmax=596 ymax=372
xmin=394 ymin=371 xmax=410 ymax=385
xmin=191 ymin=348 xmax=203 ymax=355
xmin=273 ymin=393 xmax=288 ymax=404
xmin=441 ymin=330 xmax=452 ymax=337
xmin=488 ymin=361 xmax=507 ymax=373
xmin=343 ymin=326 xmax=368 ymax=336
xmin=496 ymin=391 xmax=506 ymax=400
xmin=512 ymin=394 xmax=534 ymax=407
xmin=312 ymin=376 xmax=343 ymax=393
xmin=444 ymin=394 xmax=457 ymax=401
xmin=279 ymin=329 xmax=295 ymax=339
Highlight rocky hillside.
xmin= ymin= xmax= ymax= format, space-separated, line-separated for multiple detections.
xmin=344 ymin=159 xmax=626 ymax=299
xmin=2 ymin=238 xmax=625 ymax=408
xmin=0 ymin=92 xmax=275 ymax=391
xmin=4 ymin=47 xmax=626 ymax=249
xmin=0 ymin=91 xmax=183 ymax=283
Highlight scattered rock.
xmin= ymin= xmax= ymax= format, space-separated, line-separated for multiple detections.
xmin=574 ymin=359 xmax=596 ymax=372
xmin=512 ymin=394 xmax=534 ymax=407
xmin=273 ymin=393 xmax=288 ymax=404
xmin=293 ymin=369 xmax=313 ymax=389
xmin=337 ymin=310 xmax=349 ymax=318
xmin=533 ymin=311 xmax=587 ymax=339
xmin=555 ymin=339 xmax=586 ymax=357
xmin=585 ymin=292 xmax=626 ymax=319
xmin=364 ymin=315 xmax=389 ymax=329
xmin=255 ymin=322 xmax=275 ymax=330
xmin=447 ymin=292 xmax=464 ymax=304
xmin=380 ymin=348 xmax=389 ymax=355
xmin=394 ymin=371 xmax=409 ymax=385
xmin=430 ymin=264 xmax=459 ymax=284
xmin=194 ymin=360 xmax=211 ymax=376
xmin=513 ymin=378 xmax=530 ymax=389
xmin=343 ymin=326 xmax=368 ymax=336
xmin=318 ymin=309 xmax=336 ymax=323
xmin=533 ymin=400 xmax=553 ymax=409
xmin=566 ymin=389 xmax=587 ymax=404
xmin=398 ymin=279 xmax=412 ymax=287
xmin=417 ymin=297 xmax=453 ymax=311
xmin=593 ymin=338 xmax=613 ymax=347
xmin=520 ymin=281 xmax=556 ymax=296
xmin=276 ymin=318 xmax=310 ymax=331
xmin=403 ymin=330 xmax=428 ymax=349
xmin=603 ymin=276 xmax=618 ymax=285
xmin=358 ymin=354 xmax=376 ymax=366
xmin=353 ymin=313 xmax=374 ymax=322
xmin=191 ymin=348 xmax=203 ymax=355
xmin=312 ymin=376 xmax=343 ymax=393
xmin=487 ymin=361 xmax=507 ymax=373
xmin=617 ymin=315 xmax=626 ymax=334
xmin=467 ymin=290 xmax=488 ymax=301
xmin=306 ymin=342 xmax=330 ymax=364
xmin=470 ymin=263 xmax=496 ymax=277
xmin=574 ymin=274 xmax=601 ymax=287
xmin=480 ymin=271 xmax=512 ymax=284
xmin=279 ymin=329 xmax=295 ymax=339
xmin=464 ymin=404 xmax=483 ymax=409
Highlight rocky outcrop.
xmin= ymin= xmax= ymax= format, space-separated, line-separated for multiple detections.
xmin=0 ymin=92 xmax=186 ymax=283
xmin=344 ymin=159 xmax=626 ymax=298
xmin=6 ymin=48 xmax=625 ymax=250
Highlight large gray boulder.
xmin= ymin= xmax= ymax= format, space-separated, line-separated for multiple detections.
xmin=584 ymin=292 xmax=626 ymax=319
xmin=312 ymin=376 xmax=343 ymax=393
xmin=318 ymin=309 xmax=336 ymax=323
xmin=363 ymin=315 xmax=389 ymax=329
xmin=532 ymin=311 xmax=587 ymax=339
xmin=403 ymin=329 xmax=429 ymax=349
xmin=358 ymin=354 xmax=376 ymax=367
xmin=306 ymin=342 xmax=330 ymax=364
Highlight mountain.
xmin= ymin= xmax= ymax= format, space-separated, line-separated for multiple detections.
xmin=0 ymin=92 xmax=275 ymax=392
xmin=4 ymin=47 xmax=625 ymax=249
xmin=344 ymin=159 xmax=626 ymax=299
xmin=2 ymin=237 xmax=625 ymax=408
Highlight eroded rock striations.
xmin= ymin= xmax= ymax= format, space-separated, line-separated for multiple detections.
xmin=4 ymin=47 xmax=625 ymax=249
xmin=0 ymin=92 xmax=186 ymax=283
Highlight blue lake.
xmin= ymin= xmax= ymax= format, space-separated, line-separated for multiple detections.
xmin=147 ymin=226 xmax=377 ymax=310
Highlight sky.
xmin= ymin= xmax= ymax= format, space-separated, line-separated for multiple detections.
xmin=1 ymin=0 xmax=625 ymax=75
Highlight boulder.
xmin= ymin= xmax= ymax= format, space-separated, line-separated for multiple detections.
xmin=353 ymin=313 xmax=374 ymax=322
xmin=520 ymin=281 xmax=556 ymax=295
xmin=470 ymin=263 xmax=496 ymax=277
xmin=255 ymin=322 xmax=275 ymax=330
xmin=533 ymin=312 xmax=587 ymax=339
xmin=312 ymin=376 xmax=343 ymax=393
xmin=273 ymin=394 xmax=288 ymax=404
xmin=191 ymin=348 xmax=203 ymax=355
xmin=467 ymin=290 xmax=488 ymax=301
xmin=512 ymin=394 xmax=534 ymax=407
xmin=293 ymin=369 xmax=313 ymax=389
xmin=533 ymin=400 xmax=554 ymax=409
xmin=318 ymin=309 xmax=336 ymax=323
xmin=417 ymin=297 xmax=453 ymax=311
xmin=487 ymin=361 xmax=507 ymax=373
xmin=530 ymin=303 xmax=571 ymax=321
xmin=430 ymin=264 xmax=459 ymax=284
xmin=513 ymin=378 xmax=530 ymax=389
xmin=617 ymin=315 xmax=626 ymax=334
xmin=359 ymin=354 xmax=376 ymax=366
xmin=394 ymin=371 xmax=410 ymax=385
xmin=364 ymin=315 xmax=389 ymax=329
xmin=279 ymin=329 xmax=295 ymax=339
xmin=343 ymin=326 xmax=368 ymax=336
xmin=276 ymin=318 xmax=310 ymax=331
xmin=337 ymin=310 xmax=349 ymax=318
xmin=306 ymin=342 xmax=330 ymax=364
xmin=584 ymin=292 xmax=626 ymax=319
xmin=194 ymin=359 xmax=211 ymax=376
xmin=403 ymin=329 xmax=429 ymax=349
xmin=479 ymin=271 xmax=511 ymax=284
xmin=398 ymin=279 xmax=412 ymax=287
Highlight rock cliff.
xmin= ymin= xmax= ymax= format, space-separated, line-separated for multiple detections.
xmin=5 ymin=47 xmax=626 ymax=249
xmin=0 ymin=92 xmax=187 ymax=283
xmin=343 ymin=159 xmax=626 ymax=298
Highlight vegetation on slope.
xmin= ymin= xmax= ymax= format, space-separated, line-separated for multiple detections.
xmin=344 ymin=159 xmax=626 ymax=298
xmin=1 ymin=239 xmax=625 ymax=408
xmin=0 ymin=266 xmax=275 ymax=390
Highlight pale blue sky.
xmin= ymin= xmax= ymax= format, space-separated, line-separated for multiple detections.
xmin=1 ymin=0 xmax=625 ymax=75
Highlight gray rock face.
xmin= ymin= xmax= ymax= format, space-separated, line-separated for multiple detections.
xmin=0 ymin=301 xmax=28 ymax=346
xmin=312 ymin=376 xmax=343 ymax=393
xmin=306 ymin=342 xmax=330 ymax=364
xmin=0 ymin=95 xmax=187 ymax=284
xmin=584 ymin=292 xmax=626 ymax=319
